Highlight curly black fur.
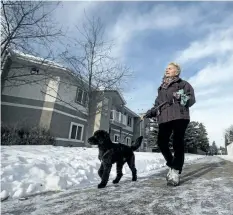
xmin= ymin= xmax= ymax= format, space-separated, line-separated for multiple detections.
xmin=88 ymin=130 xmax=143 ymax=189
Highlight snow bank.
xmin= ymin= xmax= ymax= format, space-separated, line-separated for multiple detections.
xmin=1 ymin=146 xmax=204 ymax=199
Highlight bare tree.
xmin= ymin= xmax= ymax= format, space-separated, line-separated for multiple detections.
xmin=58 ymin=14 xmax=131 ymax=116
xmin=1 ymin=0 xmax=62 ymax=57
xmin=1 ymin=0 xmax=64 ymax=93
xmin=1 ymin=4 xmax=131 ymax=137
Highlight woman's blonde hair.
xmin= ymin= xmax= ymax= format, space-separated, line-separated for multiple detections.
xmin=168 ymin=62 xmax=181 ymax=75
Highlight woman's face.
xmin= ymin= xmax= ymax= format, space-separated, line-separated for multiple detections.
xmin=165 ymin=64 xmax=178 ymax=77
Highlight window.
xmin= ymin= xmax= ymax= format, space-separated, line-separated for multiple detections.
xmin=114 ymin=134 xmax=120 ymax=143
xmin=118 ymin=112 xmax=122 ymax=122
xmin=69 ymin=122 xmax=84 ymax=141
xmin=30 ymin=67 xmax=39 ymax=74
xmin=127 ymin=116 xmax=132 ymax=127
xmin=110 ymin=110 xmax=114 ymax=119
xmin=76 ymin=88 xmax=88 ymax=106
xmin=123 ymin=113 xmax=127 ymax=125
xmin=126 ymin=137 xmax=131 ymax=145
xmin=116 ymin=111 xmax=120 ymax=122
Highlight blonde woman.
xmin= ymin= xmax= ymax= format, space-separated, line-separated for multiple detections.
xmin=144 ymin=62 xmax=196 ymax=186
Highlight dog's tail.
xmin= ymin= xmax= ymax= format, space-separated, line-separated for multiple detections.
xmin=131 ymin=136 xmax=143 ymax=151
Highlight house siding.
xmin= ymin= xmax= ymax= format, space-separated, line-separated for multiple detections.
xmin=1 ymin=94 xmax=88 ymax=147
xmin=1 ymin=51 xmax=148 ymax=149
xmin=110 ymin=123 xmax=134 ymax=144
xmin=50 ymin=112 xmax=87 ymax=147
xmin=56 ymin=81 xmax=88 ymax=115
xmin=1 ymin=104 xmax=42 ymax=127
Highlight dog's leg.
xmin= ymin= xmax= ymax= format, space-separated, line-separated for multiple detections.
xmin=98 ymin=163 xmax=112 ymax=188
xmin=127 ymin=154 xmax=137 ymax=181
xmin=98 ymin=163 xmax=104 ymax=179
xmin=98 ymin=150 xmax=113 ymax=189
xmin=112 ymin=161 xmax=124 ymax=184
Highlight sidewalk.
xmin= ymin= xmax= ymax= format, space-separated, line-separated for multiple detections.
xmin=2 ymin=156 xmax=233 ymax=215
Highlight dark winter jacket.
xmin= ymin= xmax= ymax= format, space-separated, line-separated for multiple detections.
xmin=146 ymin=78 xmax=196 ymax=124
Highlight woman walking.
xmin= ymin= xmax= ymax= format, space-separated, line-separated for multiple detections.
xmin=144 ymin=62 xmax=196 ymax=186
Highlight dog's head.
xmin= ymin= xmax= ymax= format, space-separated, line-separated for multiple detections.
xmin=88 ymin=130 xmax=110 ymax=146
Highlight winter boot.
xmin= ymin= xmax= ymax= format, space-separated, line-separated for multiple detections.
xmin=167 ymin=169 xmax=180 ymax=186
xmin=166 ymin=168 xmax=172 ymax=181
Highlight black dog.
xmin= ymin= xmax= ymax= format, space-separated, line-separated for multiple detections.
xmin=88 ymin=130 xmax=143 ymax=188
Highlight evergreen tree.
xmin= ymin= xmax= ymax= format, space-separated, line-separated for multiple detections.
xmin=208 ymin=145 xmax=213 ymax=155
xmin=197 ymin=123 xmax=209 ymax=152
xmin=184 ymin=121 xmax=199 ymax=153
xmin=211 ymin=141 xmax=218 ymax=155
xmin=150 ymin=120 xmax=210 ymax=154
xmin=184 ymin=121 xmax=209 ymax=153
xmin=225 ymin=134 xmax=229 ymax=148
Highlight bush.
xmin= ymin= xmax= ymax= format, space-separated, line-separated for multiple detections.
xmin=1 ymin=123 xmax=55 ymax=145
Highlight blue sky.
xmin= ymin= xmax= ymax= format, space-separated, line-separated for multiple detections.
xmin=50 ymin=1 xmax=233 ymax=147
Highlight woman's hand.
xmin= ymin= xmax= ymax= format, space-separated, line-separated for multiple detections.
xmin=173 ymin=89 xmax=191 ymax=106
xmin=173 ymin=92 xmax=181 ymax=100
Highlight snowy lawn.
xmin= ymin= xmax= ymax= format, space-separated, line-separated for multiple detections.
xmin=1 ymin=146 xmax=205 ymax=200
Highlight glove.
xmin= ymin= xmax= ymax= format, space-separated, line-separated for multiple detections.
xmin=173 ymin=92 xmax=181 ymax=100
xmin=144 ymin=107 xmax=159 ymax=118
xmin=144 ymin=110 xmax=152 ymax=118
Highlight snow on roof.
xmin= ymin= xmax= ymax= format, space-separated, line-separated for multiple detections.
xmin=9 ymin=49 xmax=69 ymax=72
xmin=7 ymin=49 xmax=91 ymax=86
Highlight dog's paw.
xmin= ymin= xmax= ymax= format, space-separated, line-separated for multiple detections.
xmin=132 ymin=177 xmax=137 ymax=182
xmin=112 ymin=179 xmax=119 ymax=184
xmin=97 ymin=183 xmax=106 ymax=189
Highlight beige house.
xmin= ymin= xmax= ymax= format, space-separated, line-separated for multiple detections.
xmin=1 ymin=49 xmax=149 ymax=151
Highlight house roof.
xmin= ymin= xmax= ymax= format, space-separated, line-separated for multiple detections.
xmin=6 ymin=49 xmax=90 ymax=86
xmin=100 ymin=90 xmax=127 ymax=105
xmin=8 ymin=49 xmax=69 ymax=72
xmin=6 ymin=49 xmax=139 ymax=117
xmin=96 ymin=90 xmax=139 ymax=117
xmin=124 ymin=106 xmax=140 ymax=118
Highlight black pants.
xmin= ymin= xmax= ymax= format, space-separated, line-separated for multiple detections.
xmin=157 ymin=119 xmax=189 ymax=174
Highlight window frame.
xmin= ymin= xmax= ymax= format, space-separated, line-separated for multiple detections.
xmin=68 ymin=122 xmax=84 ymax=142
xmin=127 ymin=116 xmax=132 ymax=127
xmin=75 ymin=88 xmax=88 ymax=107
xmin=113 ymin=134 xmax=120 ymax=143
xmin=126 ymin=137 xmax=131 ymax=145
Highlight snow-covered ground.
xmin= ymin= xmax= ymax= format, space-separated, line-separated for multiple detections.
xmin=1 ymin=146 xmax=205 ymax=200
xmin=218 ymin=155 xmax=233 ymax=162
